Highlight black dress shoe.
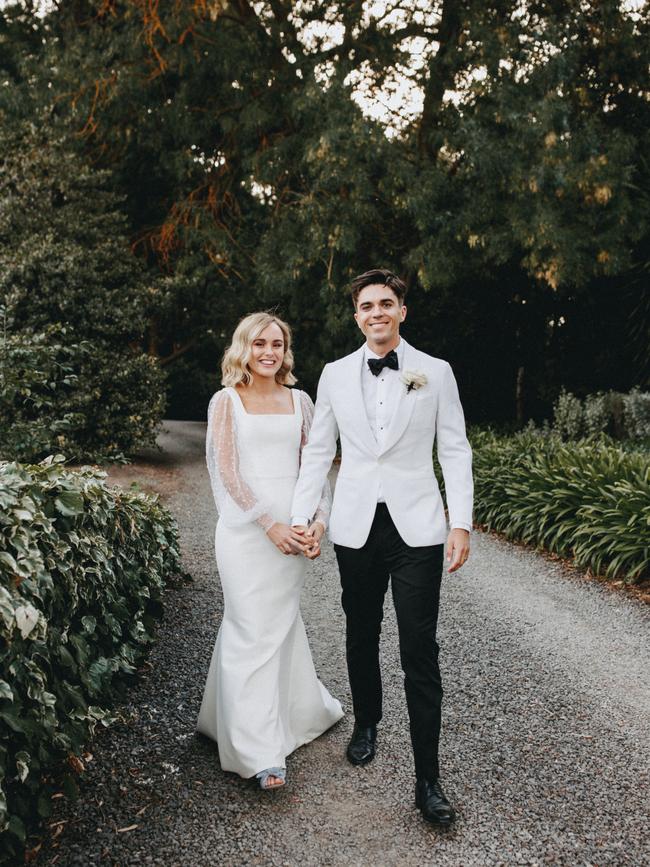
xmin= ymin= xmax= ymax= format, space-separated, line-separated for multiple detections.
xmin=415 ymin=778 xmax=456 ymax=826
xmin=346 ymin=724 xmax=377 ymax=765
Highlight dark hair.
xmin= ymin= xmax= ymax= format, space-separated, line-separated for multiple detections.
xmin=350 ymin=268 xmax=408 ymax=308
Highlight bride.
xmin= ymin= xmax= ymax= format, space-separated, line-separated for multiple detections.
xmin=196 ymin=311 xmax=344 ymax=789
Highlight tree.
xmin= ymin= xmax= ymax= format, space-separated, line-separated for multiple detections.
xmin=2 ymin=0 xmax=646 ymax=423
xmin=401 ymin=0 xmax=649 ymax=418
xmin=0 ymin=123 xmax=165 ymax=460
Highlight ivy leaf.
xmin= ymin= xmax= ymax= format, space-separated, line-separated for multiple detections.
xmin=37 ymin=788 xmax=53 ymax=819
xmin=15 ymin=751 xmax=30 ymax=783
xmin=7 ymin=814 xmax=26 ymax=843
xmin=0 ymin=709 xmax=26 ymax=733
xmin=12 ymin=509 xmax=33 ymax=521
xmin=0 ymin=551 xmax=18 ymax=572
xmin=14 ymin=604 xmax=41 ymax=639
xmin=54 ymin=491 xmax=84 ymax=517
xmin=81 ymin=615 xmax=97 ymax=635
xmin=58 ymin=646 xmax=76 ymax=669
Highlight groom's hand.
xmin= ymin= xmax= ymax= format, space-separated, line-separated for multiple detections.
xmin=303 ymin=521 xmax=325 ymax=560
xmin=267 ymin=522 xmax=310 ymax=555
xmin=446 ymin=528 xmax=470 ymax=573
xmin=292 ymin=523 xmax=320 ymax=560
xmin=290 ymin=524 xmax=315 ymax=559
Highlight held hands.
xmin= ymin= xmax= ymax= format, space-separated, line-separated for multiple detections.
xmin=446 ymin=528 xmax=470 ymax=573
xmin=290 ymin=522 xmax=325 ymax=560
xmin=305 ymin=521 xmax=325 ymax=560
xmin=266 ymin=522 xmax=312 ymax=556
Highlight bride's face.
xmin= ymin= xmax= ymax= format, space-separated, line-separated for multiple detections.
xmin=248 ymin=322 xmax=285 ymax=380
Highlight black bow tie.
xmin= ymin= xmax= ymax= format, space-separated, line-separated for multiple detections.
xmin=367 ymin=349 xmax=399 ymax=376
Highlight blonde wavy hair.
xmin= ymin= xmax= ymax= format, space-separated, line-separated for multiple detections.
xmin=221 ymin=311 xmax=297 ymax=388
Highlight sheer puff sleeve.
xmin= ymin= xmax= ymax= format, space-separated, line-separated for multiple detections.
xmin=205 ymin=390 xmax=275 ymax=531
xmin=299 ymin=390 xmax=332 ymax=529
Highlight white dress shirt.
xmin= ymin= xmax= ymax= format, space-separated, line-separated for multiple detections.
xmin=362 ymin=340 xmax=406 ymax=502
xmin=293 ymin=341 xmax=404 ymax=524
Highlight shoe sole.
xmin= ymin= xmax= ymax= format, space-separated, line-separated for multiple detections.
xmin=419 ymin=811 xmax=455 ymax=827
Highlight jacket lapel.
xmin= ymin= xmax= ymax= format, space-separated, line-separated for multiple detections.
xmin=339 ymin=346 xmax=378 ymax=455
xmin=378 ymin=339 xmax=417 ymax=456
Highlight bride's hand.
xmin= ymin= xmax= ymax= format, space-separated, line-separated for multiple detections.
xmin=266 ymin=522 xmax=309 ymax=555
xmin=303 ymin=521 xmax=325 ymax=560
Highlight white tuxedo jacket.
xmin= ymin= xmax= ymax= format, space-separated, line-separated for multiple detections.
xmin=291 ymin=338 xmax=473 ymax=549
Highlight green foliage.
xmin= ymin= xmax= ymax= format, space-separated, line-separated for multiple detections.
xmin=0 ymin=2 xmax=647 ymax=420
xmin=0 ymin=455 xmax=182 ymax=863
xmin=0 ymin=127 xmax=166 ymax=460
xmin=552 ymin=387 xmax=649 ymax=441
xmin=552 ymin=389 xmax=585 ymax=440
xmin=623 ymin=388 xmax=650 ymax=440
xmin=583 ymin=392 xmax=615 ymax=437
xmin=0 ymin=316 xmax=165 ymax=464
xmin=0 ymin=321 xmax=86 ymax=461
xmin=0 ymin=127 xmax=144 ymax=341
xmin=471 ymin=428 xmax=649 ymax=583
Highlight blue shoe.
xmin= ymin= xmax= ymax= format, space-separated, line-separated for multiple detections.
xmin=256 ymin=767 xmax=286 ymax=790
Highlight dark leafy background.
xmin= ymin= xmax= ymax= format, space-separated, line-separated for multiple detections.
xmin=0 ymin=0 xmax=647 ymax=443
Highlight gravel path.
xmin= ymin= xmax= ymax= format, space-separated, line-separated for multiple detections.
xmin=37 ymin=421 xmax=650 ymax=867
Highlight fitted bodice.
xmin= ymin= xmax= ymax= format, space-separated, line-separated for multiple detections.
xmin=227 ymin=387 xmax=302 ymax=480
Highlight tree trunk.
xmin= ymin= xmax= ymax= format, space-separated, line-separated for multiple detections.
xmin=417 ymin=0 xmax=463 ymax=159
xmin=147 ymin=318 xmax=159 ymax=358
xmin=515 ymin=365 xmax=525 ymax=426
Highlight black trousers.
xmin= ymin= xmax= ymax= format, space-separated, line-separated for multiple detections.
xmin=334 ymin=503 xmax=444 ymax=781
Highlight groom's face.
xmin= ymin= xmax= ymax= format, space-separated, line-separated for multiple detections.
xmin=354 ymin=283 xmax=406 ymax=349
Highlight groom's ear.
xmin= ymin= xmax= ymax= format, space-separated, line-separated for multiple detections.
xmin=400 ymin=305 xmax=407 ymax=322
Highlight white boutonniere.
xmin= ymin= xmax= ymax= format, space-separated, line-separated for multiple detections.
xmin=401 ymin=370 xmax=427 ymax=394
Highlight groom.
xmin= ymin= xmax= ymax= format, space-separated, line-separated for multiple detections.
xmin=291 ymin=269 xmax=473 ymax=825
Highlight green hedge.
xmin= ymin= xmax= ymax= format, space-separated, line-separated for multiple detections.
xmin=471 ymin=429 xmax=649 ymax=583
xmin=0 ymin=318 xmax=166 ymax=464
xmin=0 ymin=456 xmax=183 ymax=863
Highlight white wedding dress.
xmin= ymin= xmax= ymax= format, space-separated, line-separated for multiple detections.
xmin=196 ymin=386 xmax=343 ymax=777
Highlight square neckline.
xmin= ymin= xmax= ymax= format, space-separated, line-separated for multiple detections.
xmin=228 ymin=386 xmax=298 ymax=416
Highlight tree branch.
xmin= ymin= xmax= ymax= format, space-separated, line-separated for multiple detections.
xmin=159 ymin=338 xmax=198 ymax=366
xmin=417 ymin=0 xmax=463 ymax=158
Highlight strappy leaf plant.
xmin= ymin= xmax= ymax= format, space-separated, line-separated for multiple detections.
xmin=471 ymin=429 xmax=649 ymax=584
